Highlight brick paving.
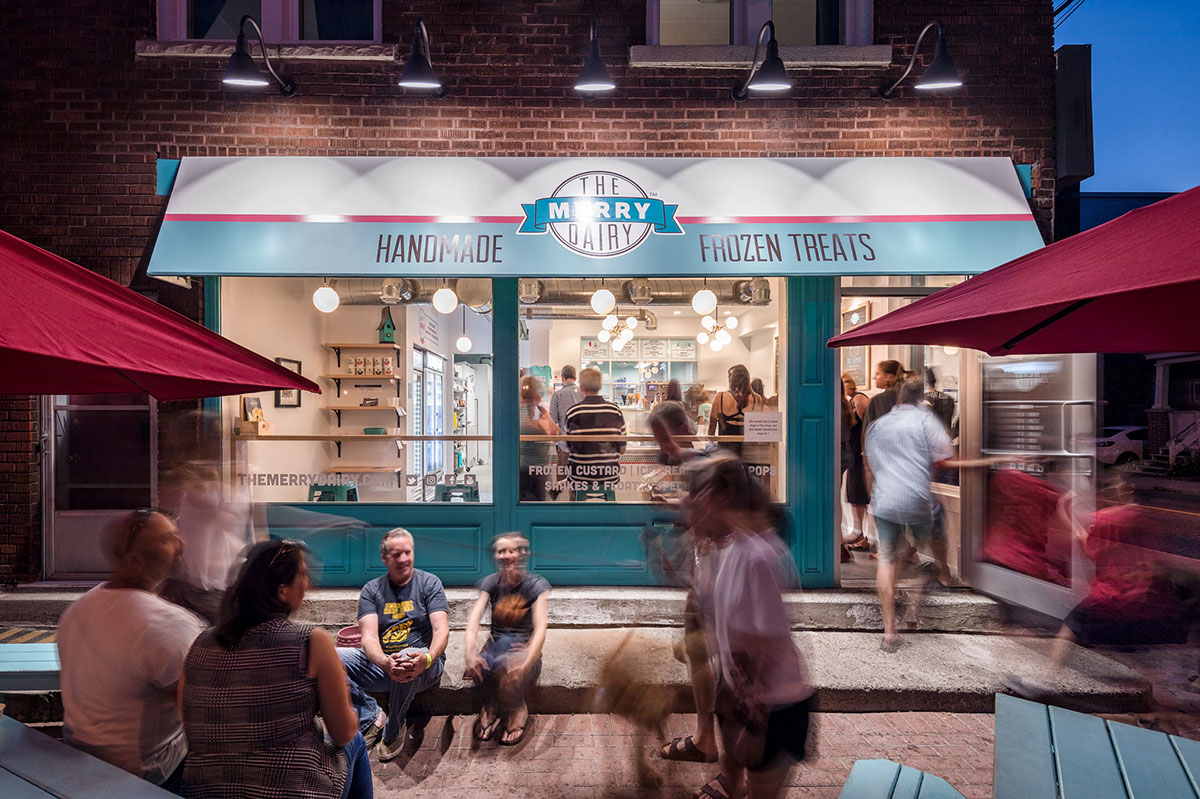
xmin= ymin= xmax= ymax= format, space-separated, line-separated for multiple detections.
xmin=367 ymin=711 xmax=995 ymax=799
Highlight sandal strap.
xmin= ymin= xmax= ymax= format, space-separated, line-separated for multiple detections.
xmin=697 ymin=774 xmax=733 ymax=799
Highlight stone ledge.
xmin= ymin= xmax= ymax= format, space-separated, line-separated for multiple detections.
xmin=629 ymin=44 xmax=893 ymax=69
xmin=135 ymin=40 xmax=397 ymax=61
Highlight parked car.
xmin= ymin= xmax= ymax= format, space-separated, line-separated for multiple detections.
xmin=1088 ymin=426 xmax=1147 ymax=466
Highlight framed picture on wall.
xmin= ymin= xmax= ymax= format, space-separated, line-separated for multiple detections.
xmin=274 ymin=358 xmax=302 ymax=408
xmin=841 ymin=306 xmax=870 ymax=387
xmin=242 ymin=396 xmax=264 ymax=422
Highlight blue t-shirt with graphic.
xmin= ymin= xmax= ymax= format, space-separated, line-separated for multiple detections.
xmin=357 ymin=569 xmax=449 ymax=655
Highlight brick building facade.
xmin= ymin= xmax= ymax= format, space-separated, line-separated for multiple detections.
xmin=0 ymin=1 xmax=1056 ymax=582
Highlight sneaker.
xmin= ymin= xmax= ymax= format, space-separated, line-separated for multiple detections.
xmin=362 ymin=711 xmax=386 ymax=750
xmin=376 ymin=729 xmax=405 ymax=762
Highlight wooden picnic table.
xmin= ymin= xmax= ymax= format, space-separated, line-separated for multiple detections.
xmin=0 ymin=643 xmax=59 ymax=691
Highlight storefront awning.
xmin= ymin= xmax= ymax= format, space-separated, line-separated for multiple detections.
xmin=148 ymin=156 xmax=1044 ymax=279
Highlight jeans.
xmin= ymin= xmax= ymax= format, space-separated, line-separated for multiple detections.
xmin=472 ymin=634 xmax=542 ymax=712
xmin=337 ymin=647 xmax=445 ymax=744
xmin=340 ymin=732 xmax=373 ymax=799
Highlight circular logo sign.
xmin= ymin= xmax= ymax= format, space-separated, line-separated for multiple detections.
xmin=548 ymin=171 xmax=652 ymax=259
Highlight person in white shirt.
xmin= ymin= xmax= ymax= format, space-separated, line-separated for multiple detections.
xmin=58 ymin=508 xmax=206 ymax=791
xmin=686 ymin=453 xmax=814 ymax=799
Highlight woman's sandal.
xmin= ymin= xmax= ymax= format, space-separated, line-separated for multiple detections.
xmin=694 ymin=773 xmax=735 ymax=799
xmin=661 ymin=735 xmax=719 ymax=763
xmin=846 ymin=535 xmax=873 ymax=551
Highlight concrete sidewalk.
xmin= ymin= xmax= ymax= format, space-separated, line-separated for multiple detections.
xmin=362 ymin=711 xmax=996 ymax=799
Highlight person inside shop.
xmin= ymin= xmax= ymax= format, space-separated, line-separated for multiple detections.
xmin=658 ymin=377 xmax=685 ymax=409
xmin=57 ymin=508 xmax=205 ymax=792
xmin=179 ymin=540 xmax=372 ymax=799
xmin=547 ymin=365 xmax=581 ymax=498
xmin=861 ymin=360 xmax=905 ymax=437
xmin=337 ymin=528 xmax=449 ymax=762
xmin=518 ymin=375 xmax=559 ymax=501
xmin=707 ymin=364 xmax=766 ymax=457
xmin=462 ymin=533 xmax=550 ymax=746
xmin=565 ymin=366 xmax=627 ymax=501
xmin=841 ymin=372 xmax=871 ymax=555
xmin=1006 ymin=476 xmax=1191 ymax=699
xmin=686 ymin=452 xmax=815 ymax=799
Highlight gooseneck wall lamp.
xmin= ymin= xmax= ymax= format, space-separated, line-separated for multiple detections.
xmin=879 ymin=19 xmax=962 ymax=99
xmin=575 ymin=20 xmax=615 ymax=97
xmin=399 ymin=19 xmax=447 ymax=97
xmin=222 ymin=15 xmax=297 ymax=95
xmin=732 ymin=20 xmax=791 ymax=101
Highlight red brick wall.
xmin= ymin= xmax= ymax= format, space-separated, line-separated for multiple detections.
xmin=0 ymin=0 xmax=1056 ymax=580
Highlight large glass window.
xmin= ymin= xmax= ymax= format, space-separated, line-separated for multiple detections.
xmin=653 ymin=0 xmax=841 ymax=46
xmin=221 ymin=277 xmax=493 ymax=504
xmin=517 ymin=277 xmax=787 ymax=503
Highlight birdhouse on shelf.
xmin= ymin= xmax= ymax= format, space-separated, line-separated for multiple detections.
xmin=378 ymin=307 xmax=396 ymax=343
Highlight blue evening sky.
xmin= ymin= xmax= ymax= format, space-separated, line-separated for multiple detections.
xmin=1054 ymin=0 xmax=1200 ymax=192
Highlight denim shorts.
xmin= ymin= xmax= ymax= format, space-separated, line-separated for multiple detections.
xmin=874 ymin=515 xmax=942 ymax=563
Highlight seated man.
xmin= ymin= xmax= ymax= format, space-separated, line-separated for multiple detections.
xmin=57 ymin=508 xmax=206 ymax=791
xmin=338 ymin=527 xmax=449 ymax=762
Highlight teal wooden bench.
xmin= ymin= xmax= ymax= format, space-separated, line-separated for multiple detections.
xmin=0 ymin=643 xmax=60 ymax=691
xmin=995 ymin=692 xmax=1200 ymax=798
xmin=839 ymin=759 xmax=965 ymax=798
xmin=0 ymin=715 xmax=175 ymax=797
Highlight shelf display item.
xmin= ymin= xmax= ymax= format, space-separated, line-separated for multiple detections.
xmin=378 ymin=306 xmax=396 ymax=343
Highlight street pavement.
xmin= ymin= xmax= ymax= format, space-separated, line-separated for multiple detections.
xmin=366 ymin=710 xmax=996 ymax=799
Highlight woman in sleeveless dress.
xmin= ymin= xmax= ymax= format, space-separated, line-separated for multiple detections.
xmin=707 ymin=364 xmax=764 ymax=459
xmin=841 ymin=372 xmax=871 ymax=551
xmin=180 ymin=540 xmax=373 ymax=799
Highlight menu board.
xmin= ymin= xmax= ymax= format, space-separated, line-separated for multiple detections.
xmin=581 ymin=338 xmax=610 ymax=360
xmin=639 ymin=339 xmax=668 ymax=359
xmin=669 ymin=339 xmax=697 ymax=360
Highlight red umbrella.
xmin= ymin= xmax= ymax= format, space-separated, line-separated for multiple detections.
xmin=0 ymin=230 xmax=321 ymax=400
xmin=828 ymin=186 xmax=1200 ymax=355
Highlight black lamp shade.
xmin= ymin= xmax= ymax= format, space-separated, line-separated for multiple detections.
xmin=748 ymin=39 xmax=791 ymax=91
xmin=915 ymin=37 xmax=962 ymax=90
xmin=399 ymin=51 xmax=442 ymax=89
xmin=575 ymin=22 xmax=614 ymax=93
xmin=222 ymin=34 xmax=269 ymax=86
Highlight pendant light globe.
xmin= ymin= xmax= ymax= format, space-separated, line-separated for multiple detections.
xmin=455 ymin=335 xmax=472 ymax=353
xmin=432 ymin=285 xmax=458 ymax=314
xmin=312 ymin=284 xmax=340 ymax=313
xmin=696 ymin=331 xmax=710 ymax=345
xmin=602 ymin=314 xmax=618 ymax=330
xmin=725 ymin=316 xmax=739 ymax=329
xmin=597 ymin=329 xmax=611 ymax=343
xmin=591 ymin=288 xmax=616 ymax=315
xmin=715 ymin=328 xmax=732 ymax=345
xmin=691 ymin=287 xmax=718 ymax=316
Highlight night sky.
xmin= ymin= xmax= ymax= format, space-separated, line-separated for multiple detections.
xmin=1054 ymin=0 xmax=1200 ymax=192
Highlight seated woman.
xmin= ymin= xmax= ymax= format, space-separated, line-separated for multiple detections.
xmin=180 ymin=540 xmax=372 ymax=799
xmin=463 ymin=533 xmax=550 ymax=746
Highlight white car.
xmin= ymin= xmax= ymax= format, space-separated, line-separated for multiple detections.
xmin=1089 ymin=426 xmax=1147 ymax=466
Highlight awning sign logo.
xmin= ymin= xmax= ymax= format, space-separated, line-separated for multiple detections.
xmin=518 ymin=170 xmax=682 ymax=258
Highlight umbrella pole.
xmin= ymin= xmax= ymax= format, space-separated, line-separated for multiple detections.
xmin=998 ymin=297 xmax=1094 ymax=353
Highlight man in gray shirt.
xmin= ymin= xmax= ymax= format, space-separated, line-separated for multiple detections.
xmin=546 ymin=365 xmax=581 ymax=498
xmin=864 ymin=376 xmax=954 ymax=651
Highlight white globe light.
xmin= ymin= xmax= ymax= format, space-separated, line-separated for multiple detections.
xmin=432 ymin=286 xmax=458 ymax=314
xmin=696 ymin=331 xmax=709 ymax=345
xmin=625 ymin=316 xmax=639 ymax=330
xmin=455 ymin=335 xmax=472 ymax=353
xmin=591 ymin=288 xmax=616 ymax=315
xmin=597 ymin=329 xmax=611 ymax=343
xmin=725 ymin=316 xmax=739 ymax=330
xmin=710 ymin=340 xmax=723 ymax=352
xmin=619 ymin=327 xmax=633 ymax=341
xmin=602 ymin=314 xmax=618 ymax=330
xmin=312 ymin=285 xmax=340 ymax=313
xmin=943 ymin=346 xmax=960 ymax=356
xmin=691 ymin=287 xmax=717 ymax=316
xmin=612 ymin=337 xmax=627 ymax=351
xmin=701 ymin=315 xmax=716 ymax=330
xmin=715 ymin=328 xmax=732 ymax=345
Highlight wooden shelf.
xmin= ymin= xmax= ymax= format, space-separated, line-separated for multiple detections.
xmin=323 ymin=342 xmax=401 ymax=351
xmin=321 ymin=374 xmax=397 ymax=381
xmin=326 ymin=405 xmax=406 ymax=414
xmin=325 ymin=466 xmax=404 ymax=473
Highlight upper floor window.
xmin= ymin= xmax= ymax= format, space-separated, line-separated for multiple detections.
xmin=158 ymin=0 xmax=381 ymax=43
xmin=648 ymin=0 xmax=870 ymax=47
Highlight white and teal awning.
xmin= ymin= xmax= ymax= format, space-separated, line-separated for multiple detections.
xmin=148 ymin=156 xmax=1043 ymax=278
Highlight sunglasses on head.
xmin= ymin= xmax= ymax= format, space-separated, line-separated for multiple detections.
xmin=268 ymin=539 xmax=303 ymax=569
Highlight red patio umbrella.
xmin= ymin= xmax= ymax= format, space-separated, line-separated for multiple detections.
xmin=0 ymin=230 xmax=321 ymax=400
xmin=828 ymin=186 xmax=1200 ymax=355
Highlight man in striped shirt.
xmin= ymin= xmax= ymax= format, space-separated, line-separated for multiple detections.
xmin=565 ymin=367 xmax=627 ymax=500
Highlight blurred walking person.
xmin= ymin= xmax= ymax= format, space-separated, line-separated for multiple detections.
xmin=841 ymin=372 xmax=871 ymax=553
xmin=864 ymin=377 xmax=954 ymax=651
xmin=687 ymin=453 xmax=814 ymax=799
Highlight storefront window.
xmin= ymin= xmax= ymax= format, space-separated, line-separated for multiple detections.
xmin=221 ymin=277 xmax=493 ymax=504
xmin=517 ymin=277 xmax=786 ymax=503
